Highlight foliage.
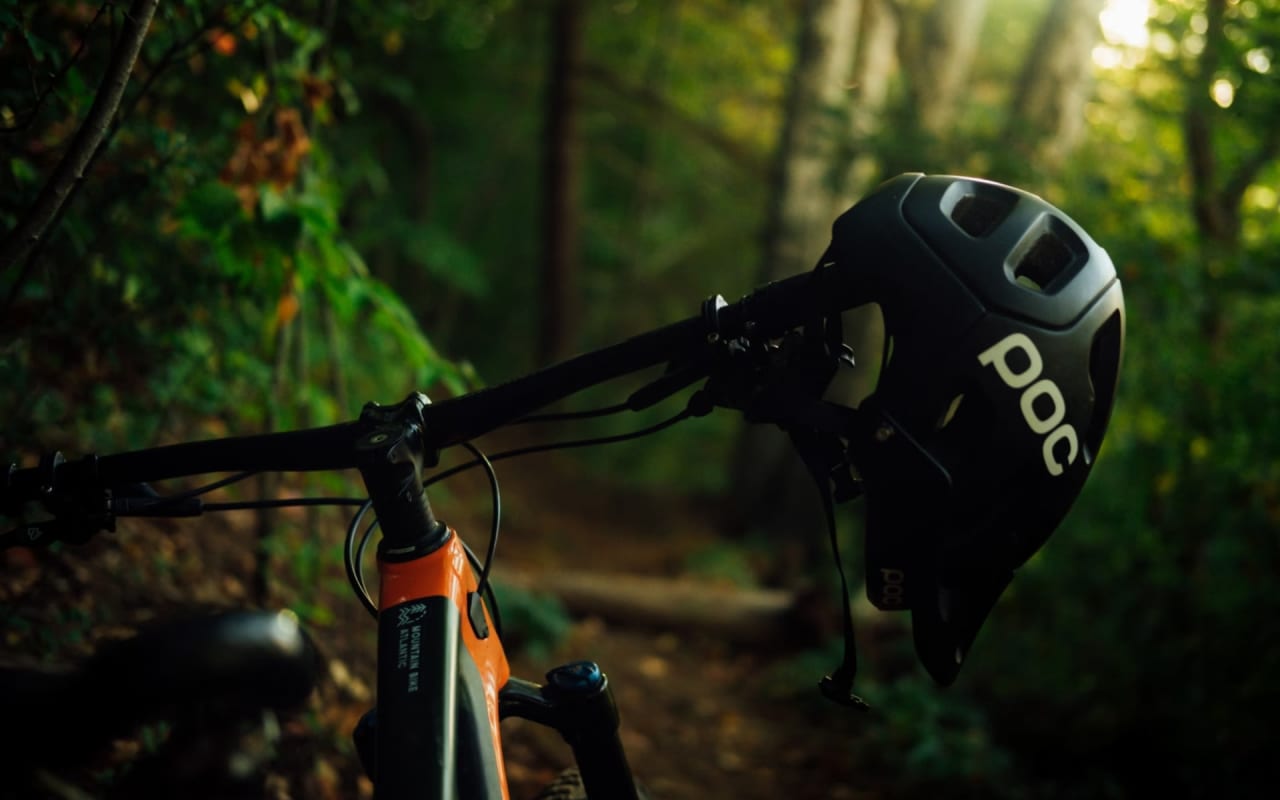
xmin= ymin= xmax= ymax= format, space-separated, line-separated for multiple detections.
xmin=950 ymin=2 xmax=1280 ymax=796
xmin=0 ymin=1 xmax=472 ymax=457
xmin=490 ymin=580 xmax=572 ymax=662
xmin=769 ymin=637 xmax=1016 ymax=797
xmin=4 ymin=0 xmax=1280 ymax=797
xmin=863 ymin=674 xmax=1014 ymax=794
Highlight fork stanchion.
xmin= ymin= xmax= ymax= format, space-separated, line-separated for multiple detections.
xmin=500 ymin=662 xmax=642 ymax=800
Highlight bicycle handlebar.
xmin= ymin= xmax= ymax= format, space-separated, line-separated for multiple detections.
xmin=2 ymin=258 xmax=859 ymax=530
xmin=424 ymin=263 xmax=858 ymax=446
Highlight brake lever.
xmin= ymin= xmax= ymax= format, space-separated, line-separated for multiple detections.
xmin=2 ymin=452 xmax=117 ymax=549
xmin=1 ymin=513 xmax=114 ymax=549
xmin=0 ymin=520 xmax=60 ymax=549
xmin=1 ymin=489 xmax=205 ymax=551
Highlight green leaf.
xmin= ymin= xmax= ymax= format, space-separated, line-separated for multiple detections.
xmin=338 ymin=241 xmax=370 ymax=278
xmin=10 ymin=156 xmax=36 ymax=184
xmin=260 ymin=187 xmax=291 ymax=221
xmin=295 ymin=193 xmax=338 ymax=235
xmin=177 ymin=183 xmax=243 ymax=240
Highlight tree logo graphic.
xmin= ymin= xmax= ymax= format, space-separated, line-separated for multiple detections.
xmin=397 ymin=602 xmax=429 ymax=627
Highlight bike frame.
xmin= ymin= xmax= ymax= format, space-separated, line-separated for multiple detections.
xmin=353 ymin=395 xmax=642 ymax=800
xmin=372 ymin=528 xmax=510 ymax=798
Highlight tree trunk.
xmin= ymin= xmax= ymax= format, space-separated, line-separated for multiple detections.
xmin=903 ymin=0 xmax=991 ymax=136
xmin=539 ymin=0 xmax=584 ymax=366
xmin=729 ymin=0 xmax=861 ymax=579
xmin=759 ymin=0 xmax=863 ymax=280
xmin=831 ymin=0 xmax=899 ymax=418
xmin=841 ymin=0 xmax=899 ymax=201
xmin=1006 ymin=0 xmax=1106 ymax=170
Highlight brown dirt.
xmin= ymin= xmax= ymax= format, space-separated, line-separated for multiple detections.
xmin=1 ymin=439 xmax=898 ymax=800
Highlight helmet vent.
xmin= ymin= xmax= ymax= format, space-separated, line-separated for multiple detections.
xmin=1011 ymin=217 xmax=1084 ymax=293
xmin=942 ymin=182 xmax=1018 ymax=238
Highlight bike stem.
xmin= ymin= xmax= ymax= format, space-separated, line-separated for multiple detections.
xmin=354 ymin=392 xmax=448 ymax=560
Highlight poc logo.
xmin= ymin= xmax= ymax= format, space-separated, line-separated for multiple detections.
xmin=879 ymin=568 xmax=906 ymax=608
xmin=977 ymin=333 xmax=1079 ymax=477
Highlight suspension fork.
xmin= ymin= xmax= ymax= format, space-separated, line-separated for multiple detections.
xmin=500 ymin=664 xmax=642 ymax=800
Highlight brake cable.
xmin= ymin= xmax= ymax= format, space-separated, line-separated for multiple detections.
xmin=459 ymin=441 xmax=501 ymax=640
xmin=343 ymin=400 xmax=701 ymax=625
xmin=422 ymin=405 xmax=696 ymax=489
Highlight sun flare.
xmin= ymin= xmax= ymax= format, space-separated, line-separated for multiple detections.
xmin=1100 ymin=0 xmax=1151 ymax=48
xmin=1094 ymin=0 xmax=1151 ymax=68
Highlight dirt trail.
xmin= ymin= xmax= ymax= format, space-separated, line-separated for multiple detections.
xmin=483 ymin=449 xmax=885 ymax=800
xmin=1 ymin=443 xmax=893 ymax=799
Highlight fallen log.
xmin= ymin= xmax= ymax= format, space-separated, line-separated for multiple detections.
xmin=497 ymin=569 xmax=828 ymax=647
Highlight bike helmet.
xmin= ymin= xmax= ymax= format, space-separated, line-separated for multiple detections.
xmin=826 ymin=173 xmax=1124 ymax=685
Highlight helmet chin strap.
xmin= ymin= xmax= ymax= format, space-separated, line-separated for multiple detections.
xmin=789 ymin=426 xmax=869 ymax=711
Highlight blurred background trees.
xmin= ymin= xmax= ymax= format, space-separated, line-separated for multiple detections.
xmin=2 ymin=0 xmax=1278 ymax=796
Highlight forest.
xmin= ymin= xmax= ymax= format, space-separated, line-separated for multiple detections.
xmin=1 ymin=0 xmax=1278 ymax=798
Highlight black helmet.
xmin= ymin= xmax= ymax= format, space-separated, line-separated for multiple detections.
xmin=828 ymin=174 xmax=1125 ymax=685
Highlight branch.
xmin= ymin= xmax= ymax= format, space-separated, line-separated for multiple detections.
xmin=0 ymin=0 xmax=161 ymax=277
xmin=1222 ymin=125 xmax=1280 ymax=208
xmin=0 ymin=1 xmax=112 ymax=135
xmin=579 ymin=60 xmax=769 ymax=177
xmin=3 ymin=2 xmax=266 ymax=309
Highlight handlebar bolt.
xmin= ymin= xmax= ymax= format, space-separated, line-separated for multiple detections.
xmin=874 ymin=423 xmax=895 ymax=443
xmin=367 ymin=433 xmax=390 ymax=445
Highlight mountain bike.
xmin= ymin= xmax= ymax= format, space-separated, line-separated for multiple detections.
xmin=0 ymin=173 xmax=1125 ymax=799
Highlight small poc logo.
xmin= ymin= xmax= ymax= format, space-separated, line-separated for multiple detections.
xmin=977 ymin=333 xmax=1079 ymax=476
xmin=878 ymin=567 xmax=906 ymax=608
